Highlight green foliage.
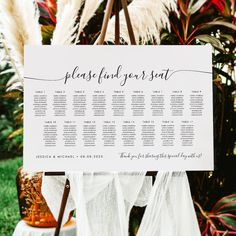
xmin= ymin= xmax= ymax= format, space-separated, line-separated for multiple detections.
xmin=0 ymin=158 xmax=22 ymax=236
xmin=160 ymin=0 xmax=236 ymax=234
xmin=0 ymin=60 xmax=23 ymax=159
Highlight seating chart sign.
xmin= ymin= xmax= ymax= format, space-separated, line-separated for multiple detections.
xmin=24 ymin=45 xmax=213 ymax=171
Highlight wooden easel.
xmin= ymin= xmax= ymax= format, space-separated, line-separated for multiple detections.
xmin=45 ymin=1 xmax=157 ymax=235
xmin=44 ymin=172 xmax=70 ymax=236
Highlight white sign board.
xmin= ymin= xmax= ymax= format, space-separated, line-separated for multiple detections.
xmin=24 ymin=45 xmax=214 ymax=171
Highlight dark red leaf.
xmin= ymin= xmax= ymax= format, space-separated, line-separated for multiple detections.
xmin=212 ymin=0 xmax=225 ymax=12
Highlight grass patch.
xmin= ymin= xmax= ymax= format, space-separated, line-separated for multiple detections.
xmin=0 ymin=157 xmax=22 ymax=236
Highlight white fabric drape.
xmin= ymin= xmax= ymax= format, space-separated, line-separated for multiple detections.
xmin=136 ymin=172 xmax=200 ymax=236
xmin=42 ymin=172 xmax=201 ymax=236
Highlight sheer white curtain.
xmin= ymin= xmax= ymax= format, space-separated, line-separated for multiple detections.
xmin=42 ymin=172 xmax=200 ymax=236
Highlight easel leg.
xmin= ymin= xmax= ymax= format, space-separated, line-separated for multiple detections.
xmin=115 ymin=0 xmax=120 ymax=44
xmin=54 ymin=178 xmax=70 ymax=236
xmin=120 ymin=0 xmax=136 ymax=45
xmin=97 ymin=0 xmax=115 ymax=45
